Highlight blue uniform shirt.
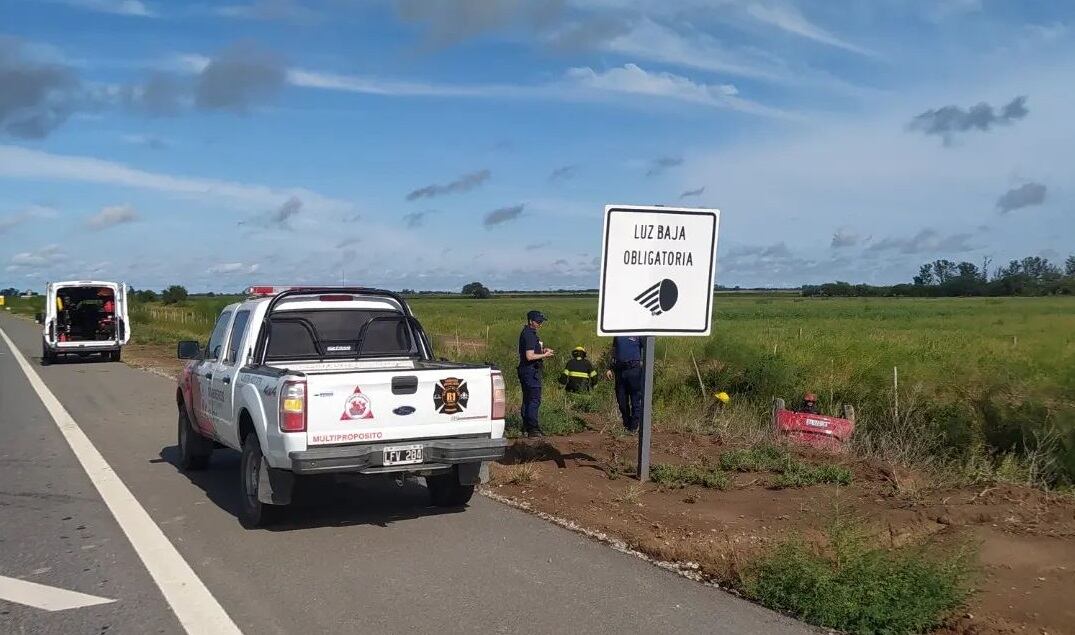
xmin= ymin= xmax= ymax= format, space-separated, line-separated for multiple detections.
xmin=612 ymin=336 xmax=643 ymax=365
xmin=519 ymin=326 xmax=543 ymax=368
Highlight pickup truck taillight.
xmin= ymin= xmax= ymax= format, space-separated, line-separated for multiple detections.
xmin=280 ymin=380 xmax=307 ymax=432
xmin=491 ymin=371 xmax=506 ymax=420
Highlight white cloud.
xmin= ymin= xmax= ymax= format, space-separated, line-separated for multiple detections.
xmin=745 ymin=3 xmax=875 ymax=56
xmin=47 ymin=0 xmax=153 ymax=17
xmin=152 ymin=53 xmax=787 ymax=116
xmin=0 ymin=145 xmax=354 ymax=213
xmin=85 ymin=203 xmax=139 ymax=230
xmin=8 ymin=244 xmax=66 ymax=269
xmin=564 ymin=63 xmax=788 ymax=117
xmin=0 ymin=204 xmax=57 ymax=234
xmin=589 ymin=17 xmax=787 ymax=82
xmin=207 ymin=262 xmax=259 ymax=275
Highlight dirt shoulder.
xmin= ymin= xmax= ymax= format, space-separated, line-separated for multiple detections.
xmin=486 ymin=431 xmax=1075 ymax=635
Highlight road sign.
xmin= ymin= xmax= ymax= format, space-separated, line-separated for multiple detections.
xmin=598 ymin=205 xmax=720 ymax=337
xmin=597 ymin=204 xmax=720 ymax=482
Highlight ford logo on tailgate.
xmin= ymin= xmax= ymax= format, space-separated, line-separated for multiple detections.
xmin=393 ymin=406 xmax=416 ymax=416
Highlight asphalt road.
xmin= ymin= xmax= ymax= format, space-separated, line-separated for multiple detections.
xmin=0 ymin=312 xmax=811 ymax=634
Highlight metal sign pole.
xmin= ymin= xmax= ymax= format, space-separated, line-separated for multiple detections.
xmin=637 ymin=336 xmax=655 ymax=482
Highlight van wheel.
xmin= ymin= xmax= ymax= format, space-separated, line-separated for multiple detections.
xmin=111 ymin=350 xmax=122 ymax=362
xmin=177 ymin=409 xmax=211 ymax=471
xmin=427 ymin=470 xmax=475 ymax=507
xmin=41 ymin=341 xmax=52 ymax=366
xmin=239 ymin=433 xmax=281 ymax=529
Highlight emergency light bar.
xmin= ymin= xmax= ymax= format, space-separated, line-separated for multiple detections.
xmin=245 ymin=285 xmax=306 ymax=297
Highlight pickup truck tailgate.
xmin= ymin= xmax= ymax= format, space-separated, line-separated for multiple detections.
xmin=304 ymin=367 xmax=493 ymax=446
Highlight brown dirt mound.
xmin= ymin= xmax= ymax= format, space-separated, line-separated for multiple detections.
xmin=486 ymin=431 xmax=1075 ymax=634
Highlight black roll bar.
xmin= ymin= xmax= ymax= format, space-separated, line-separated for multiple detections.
xmin=252 ymin=287 xmax=431 ymax=364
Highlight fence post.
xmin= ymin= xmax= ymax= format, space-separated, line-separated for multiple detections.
xmin=893 ymin=366 xmax=899 ymax=423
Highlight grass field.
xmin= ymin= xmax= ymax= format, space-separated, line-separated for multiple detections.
xmin=8 ymin=293 xmax=1074 ymax=485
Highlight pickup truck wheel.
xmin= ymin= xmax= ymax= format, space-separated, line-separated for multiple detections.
xmin=177 ymin=410 xmax=211 ymax=471
xmin=426 ymin=471 xmax=475 ymax=507
xmin=239 ymin=433 xmax=280 ymax=529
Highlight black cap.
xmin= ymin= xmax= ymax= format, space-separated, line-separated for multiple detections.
xmin=527 ymin=310 xmax=546 ymax=323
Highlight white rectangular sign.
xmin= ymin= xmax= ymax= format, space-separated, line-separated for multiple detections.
xmin=598 ymin=205 xmax=720 ymax=336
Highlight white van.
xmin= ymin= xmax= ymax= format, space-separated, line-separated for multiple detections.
xmin=41 ymin=280 xmax=131 ymax=364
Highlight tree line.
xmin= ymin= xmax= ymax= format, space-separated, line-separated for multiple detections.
xmin=803 ymin=255 xmax=1075 ymax=297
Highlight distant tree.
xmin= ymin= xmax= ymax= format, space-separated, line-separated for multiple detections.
xmin=1066 ymin=255 xmax=1075 ymax=276
xmin=161 ymin=285 xmax=188 ymax=304
xmin=1020 ymin=256 xmax=1060 ymax=280
xmin=956 ymin=261 xmax=979 ymax=280
xmin=913 ymin=264 xmax=934 ymax=286
xmin=931 ymin=259 xmax=957 ymax=284
xmin=135 ymin=289 xmax=158 ymax=302
xmin=0 ymin=287 xmax=18 ymax=297
xmin=462 ymin=281 xmax=491 ymax=299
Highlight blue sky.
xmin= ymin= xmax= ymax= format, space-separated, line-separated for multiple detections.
xmin=1 ymin=0 xmax=1072 ymax=292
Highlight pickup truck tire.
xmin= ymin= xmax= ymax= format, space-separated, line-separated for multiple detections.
xmin=177 ymin=410 xmax=211 ymax=471
xmin=239 ymin=433 xmax=281 ymax=529
xmin=426 ymin=470 xmax=475 ymax=507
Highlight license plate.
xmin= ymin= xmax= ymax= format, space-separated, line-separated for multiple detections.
xmin=383 ymin=444 xmax=423 ymax=466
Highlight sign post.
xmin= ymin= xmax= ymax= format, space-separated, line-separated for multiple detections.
xmin=597 ymin=205 xmax=720 ymax=481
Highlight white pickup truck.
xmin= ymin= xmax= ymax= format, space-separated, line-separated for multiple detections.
xmin=175 ymin=286 xmax=507 ymax=528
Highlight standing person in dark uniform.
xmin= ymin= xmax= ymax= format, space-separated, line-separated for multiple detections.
xmin=558 ymin=346 xmax=598 ymax=392
xmin=604 ymin=336 xmax=644 ymax=432
xmin=518 ymin=310 xmax=554 ymax=437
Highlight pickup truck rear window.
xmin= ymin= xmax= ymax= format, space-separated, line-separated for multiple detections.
xmin=264 ymin=309 xmax=418 ymax=361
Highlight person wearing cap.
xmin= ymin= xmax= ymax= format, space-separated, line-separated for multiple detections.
xmin=559 ymin=346 xmax=598 ymax=393
xmin=518 ymin=310 xmax=554 ymax=437
xmin=798 ymin=392 xmax=820 ymax=414
xmin=603 ymin=336 xmax=644 ymax=432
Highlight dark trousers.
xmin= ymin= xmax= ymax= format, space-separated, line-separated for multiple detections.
xmin=517 ymin=365 xmax=542 ymax=432
xmin=614 ymin=365 xmax=644 ymax=431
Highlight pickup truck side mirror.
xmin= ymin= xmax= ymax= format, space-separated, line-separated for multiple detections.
xmin=177 ymin=340 xmax=202 ymax=359
xmin=35 ymin=312 xmax=43 ymax=324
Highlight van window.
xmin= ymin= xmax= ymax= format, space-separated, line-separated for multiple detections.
xmin=224 ymin=310 xmax=251 ymax=365
xmin=206 ymin=311 xmax=233 ymax=361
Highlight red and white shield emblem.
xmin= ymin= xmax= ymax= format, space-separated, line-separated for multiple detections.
xmin=340 ymin=386 xmax=374 ymax=420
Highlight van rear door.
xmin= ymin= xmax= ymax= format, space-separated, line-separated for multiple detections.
xmin=43 ymin=282 xmax=56 ymax=344
xmin=116 ymin=283 xmax=130 ymax=345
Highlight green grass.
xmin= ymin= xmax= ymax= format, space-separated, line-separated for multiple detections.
xmin=717 ymin=444 xmax=853 ymax=487
xmin=742 ymin=514 xmax=973 ymax=634
xmin=12 ymin=292 xmax=1072 ymax=484
xmin=773 ymin=462 xmax=853 ymax=488
xmin=650 ymin=463 xmax=731 ymax=489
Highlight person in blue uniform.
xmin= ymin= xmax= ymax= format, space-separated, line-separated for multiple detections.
xmin=604 ymin=336 xmax=644 ymax=432
xmin=518 ymin=310 xmax=554 ymax=437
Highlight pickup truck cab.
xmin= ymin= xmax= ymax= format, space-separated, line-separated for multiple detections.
xmin=175 ymin=286 xmax=507 ymax=528
xmin=41 ymin=280 xmax=130 ymax=364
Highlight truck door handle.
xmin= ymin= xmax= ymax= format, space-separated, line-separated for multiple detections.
xmin=222 ymin=377 xmax=231 ymax=385
xmin=204 ymin=372 xmax=213 ymax=379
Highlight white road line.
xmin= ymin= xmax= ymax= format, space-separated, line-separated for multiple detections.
xmin=0 ymin=575 xmax=115 ymax=612
xmin=0 ymin=327 xmax=241 ymax=634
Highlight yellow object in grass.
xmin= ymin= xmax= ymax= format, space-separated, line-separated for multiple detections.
xmin=714 ymin=391 xmax=730 ymax=404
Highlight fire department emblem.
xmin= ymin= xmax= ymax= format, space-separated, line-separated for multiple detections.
xmin=340 ymin=386 xmax=374 ymax=420
xmin=433 ymin=377 xmax=469 ymax=415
